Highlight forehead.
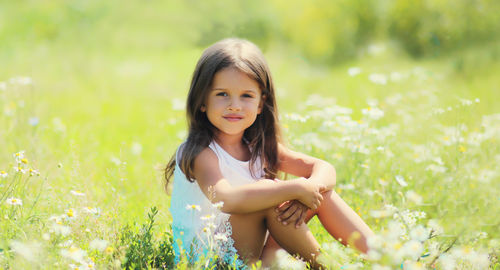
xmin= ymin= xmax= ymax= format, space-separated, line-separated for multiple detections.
xmin=211 ymin=68 xmax=261 ymax=93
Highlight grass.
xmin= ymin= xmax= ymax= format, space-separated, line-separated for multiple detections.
xmin=1 ymin=21 xmax=499 ymax=269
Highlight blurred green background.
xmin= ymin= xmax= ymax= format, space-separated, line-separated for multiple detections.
xmin=1 ymin=0 xmax=499 ymax=268
xmin=2 ymin=0 xmax=499 ymax=225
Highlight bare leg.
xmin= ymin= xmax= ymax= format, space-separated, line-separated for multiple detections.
xmin=261 ymin=190 xmax=374 ymax=266
xmin=229 ymin=207 xmax=323 ymax=268
xmin=316 ymin=190 xmax=374 ymax=253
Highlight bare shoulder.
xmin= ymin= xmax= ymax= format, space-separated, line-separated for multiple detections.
xmin=277 ymin=143 xmax=306 ymax=162
xmin=277 ymin=143 xmax=326 ymax=177
xmin=193 ymin=147 xmax=224 ymax=187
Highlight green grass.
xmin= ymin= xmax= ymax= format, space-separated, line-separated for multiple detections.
xmin=1 ymin=4 xmax=499 ymax=267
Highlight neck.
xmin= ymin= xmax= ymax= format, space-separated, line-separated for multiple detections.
xmin=214 ymin=132 xmax=245 ymax=148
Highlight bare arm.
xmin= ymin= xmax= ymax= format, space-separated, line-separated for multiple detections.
xmin=193 ymin=147 xmax=325 ymax=214
xmin=277 ymin=143 xmax=336 ymax=189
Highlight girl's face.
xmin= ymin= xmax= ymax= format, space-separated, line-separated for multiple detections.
xmin=201 ymin=67 xmax=263 ymax=140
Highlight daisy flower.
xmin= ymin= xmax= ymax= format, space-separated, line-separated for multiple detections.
xmin=0 ymin=170 xmax=8 ymax=178
xmin=29 ymin=168 xmax=40 ymax=176
xmin=70 ymin=190 xmax=86 ymax=196
xmin=186 ymin=204 xmax=201 ymax=211
xmin=13 ymin=151 xmax=25 ymax=163
xmin=6 ymin=197 xmax=23 ymax=206
xmin=14 ymin=166 xmax=26 ymax=174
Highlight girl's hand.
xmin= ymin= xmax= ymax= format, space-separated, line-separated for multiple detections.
xmin=275 ymin=200 xmax=309 ymax=228
xmin=297 ymin=180 xmax=325 ymax=210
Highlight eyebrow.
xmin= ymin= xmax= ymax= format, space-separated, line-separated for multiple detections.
xmin=212 ymin=88 xmax=259 ymax=93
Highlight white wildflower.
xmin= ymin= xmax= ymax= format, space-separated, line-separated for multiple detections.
xmin=28 ymin=117 xmax=39 ymax=126
xmin=186 ymin=204 xmax=201 ymax=211
xmin=406 ymin=190 xmax=422 ymax=204
xmin=206 ymin=221 xmax=216 ymax=229
xmin=395 ymin=175 xmax=408 ymax=187
xmin=438 ymin=253 xmax=456 ymax=270
xmin=390 ymin=71 xmax=406 ymax=82
xmin=475 ymin=231 xmax=488 ymax=240
xmin=378 ymin=178 xmax=388 ymax=186
xmin=14 ymin=166 xmax=26 ymax=174
xmin=82 ymin=206 xmax=101 ymax=217
xmin=0 ymin=170 xmax=8 ymax=178
xmin=131 ymin=142 xmax=142 ymax=155
xmin=372 ymin=264 xmax=391 ymax=270
xmin=61 ymin=246 xmax=87 ymax=263
xmin=459 ymin=98 xmax=473 ymax=106
xmin=275 ymin=249 xmax=306 ymax=270
xmin=70 ymin=190 xmax=85 ymax=196
xmin=348 ymin=67 xmax=362 ymax=76
xmin=477 ymin=169 xmax=495 ymax=183
xmin=410 ymin=225 xmax=429 ymax=241
xmin=59 ymin=239 xmax=73 ymax=247
xmin=467 ymin=251 xmax=490 ymax=269
xmin=172 ymin=98 xmax=184 ymax=111
xmin=42 ymin=233 xmax=50 ymax=241
xmin=214 ymin=233 xmax=228 ymax=242
xmin=387 ymin=220 xmax=406 ymax=239
xmin=426 ymin=164 xmax=447 ymax=174
xmin=366 ymin=249 xmax=382 ymax=261
xmin=367 ymin=234 xmax=384 ymax=250
xmin=369 ymin=73 xmax=387 ymax=85
xmin=110 ymin=156 xmax=122 ymax=166
xmin=13 ymin=151 xmax=25 ymax=163
xmin=10 ymin=240 xmax=41 ymax=262
xmin=200 ymin=214 xmax=215 ymax=221
xmin=28 ymin=168 xmax=40 ymax=176
xmin=285 ymin=113 xmax=309 ymax=122
xmin=362 ymin=107 xmax=384 ymax=120
xmin=201 ymin=226 xmax=211 ymax=234
xmin=6 ymin=197 xmax=22 ymax=206
xmin=212 ymin=201 xmax=224 ymax=209
xmin=51 ymin=224 xmax=71 ymax=236
xmin=89 ymin=239 xmax=109 ymax=252
xmin=402 ymin=240 xmax=424 ymax=259
xmin=404 ymin=261 xmax=425 ymax=270
xmin=369 ymin=209 xmax=393 ymax=218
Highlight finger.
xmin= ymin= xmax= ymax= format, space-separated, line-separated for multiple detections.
xmin=280 ymin=204 xmax=298 ymax=222
xmin=276 ymin=201 xmax=290 ymax=212
xmin=295 ymin=210 xmax=305 ymax=228
xmin=277 ymin=203 xmax=294 ymax=222
xmin=284 ymin=208 xmax=302 ymax=226
xmin=319 ymin=184 xmax=328 ymax=192
xmin=310 ymin=203 xmax=317 ymax=211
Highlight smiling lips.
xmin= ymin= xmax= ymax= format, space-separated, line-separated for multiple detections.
xmin=223 ymin=114 xmax=243 ymax=122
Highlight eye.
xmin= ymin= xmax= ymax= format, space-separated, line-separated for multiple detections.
xmin=242 ymin=93 xmax=254 ymax=98
xmin=216 ymin=92 xmax=228 ymax=97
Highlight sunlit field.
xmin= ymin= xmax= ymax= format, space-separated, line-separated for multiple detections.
xmin=1 ymin=1 xmax=500 ymax=269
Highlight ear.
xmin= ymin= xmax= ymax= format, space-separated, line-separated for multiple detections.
xmin=200 ymin=105 xmax=206 ymax=112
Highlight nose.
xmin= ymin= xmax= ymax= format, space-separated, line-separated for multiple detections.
xmin=227 ymin=97 xmax=241 ymax=111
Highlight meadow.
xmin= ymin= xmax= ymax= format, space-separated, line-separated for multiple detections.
xmin=1 ymin=1 xmax=500 ymax=269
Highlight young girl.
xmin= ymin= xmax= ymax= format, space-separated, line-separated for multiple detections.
xmin=165 ymin=38 xmax=374 ymax=268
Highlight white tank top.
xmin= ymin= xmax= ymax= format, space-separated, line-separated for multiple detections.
xmin=169 ymin=140 xmax=264 ymax=264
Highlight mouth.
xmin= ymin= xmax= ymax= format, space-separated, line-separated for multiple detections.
xmin=223 ymin=115 xmax=243 ymax=122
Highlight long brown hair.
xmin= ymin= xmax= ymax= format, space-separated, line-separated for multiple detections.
xmin=164 ymin=38 xmax=282 ymax=191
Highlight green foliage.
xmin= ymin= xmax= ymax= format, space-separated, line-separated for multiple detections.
xmin=120 ymin=207 xmax=175 ymax=270
xmin=2 ymin=0 xmax=499 ymax=64
xmin=388 ymin=0 xmax=500 ymax=57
